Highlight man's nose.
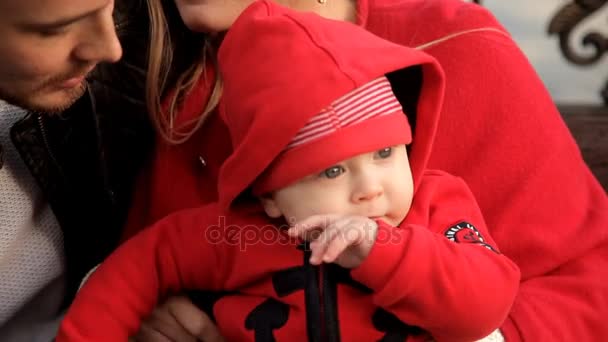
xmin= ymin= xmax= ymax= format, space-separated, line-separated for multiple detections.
xmin=73 ymin=10 xmax=123 ymax=64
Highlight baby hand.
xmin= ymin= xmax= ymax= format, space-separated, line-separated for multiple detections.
xmin=288 ymin=214 xmax=378 ymax=268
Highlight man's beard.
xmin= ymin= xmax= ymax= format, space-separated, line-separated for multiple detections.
xmin=0 ymin=81 xmax=87 ymax=115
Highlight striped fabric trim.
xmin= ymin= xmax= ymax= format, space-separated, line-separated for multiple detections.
xmin=287 ymin=76 xmax=402 ymax=149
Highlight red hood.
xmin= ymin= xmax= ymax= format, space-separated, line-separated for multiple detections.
xmin=217 ymin=0 xmax=445 ymax=212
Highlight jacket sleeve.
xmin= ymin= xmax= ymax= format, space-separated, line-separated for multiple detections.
xmin=420 ymin=19 xmax=608 ymax=341
xmin=351 ymin=172 xmax=521 ymax=342
xmin=56 ymin=204 xmax=228 ymax=342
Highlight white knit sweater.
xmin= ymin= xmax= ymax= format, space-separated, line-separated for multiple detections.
xmin=0 ymin=101 xmax=66 ymax=341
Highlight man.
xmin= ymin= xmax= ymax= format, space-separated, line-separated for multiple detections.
xmin=0 ymin=0 xmax=226 ymax=340
xmin=0 ymin=0 xmax=152 ymax=340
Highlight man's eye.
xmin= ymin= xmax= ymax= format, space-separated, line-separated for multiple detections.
xmin=376 ymin=147 xmax=393 ymax=159
xmin=37 ymin=27 xmax=69 ymax=37
xmin=321 ymin=166 xmax=345 ymax=179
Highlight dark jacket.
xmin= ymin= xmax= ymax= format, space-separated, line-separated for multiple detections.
xmin=7 ymin=0 xmax=154 ymax=304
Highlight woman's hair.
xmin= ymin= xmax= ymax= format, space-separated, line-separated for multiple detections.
xmin=146 ymin=0 xmax=223 ymax=144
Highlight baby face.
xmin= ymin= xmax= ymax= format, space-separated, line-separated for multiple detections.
xmin=261 ymin=145 xmax=414 ymax=226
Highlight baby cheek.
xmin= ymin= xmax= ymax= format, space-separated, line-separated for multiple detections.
xmin=279 ymin=198 xmax=319 ymax=224
xmin=389 ymin=179 xmax=414 ymax=215
xmin=292 ymin=197 xmax=342 ymax=223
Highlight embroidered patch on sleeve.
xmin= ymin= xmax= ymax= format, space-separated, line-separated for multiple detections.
xmin=444 ymin=222 xmax=498 ymax=253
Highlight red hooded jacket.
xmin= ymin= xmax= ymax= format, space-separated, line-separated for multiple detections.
xmin=57 ymin=2 xmax=520 ymax=341
xmin=120 ymin=0 xmax=608 ymax=341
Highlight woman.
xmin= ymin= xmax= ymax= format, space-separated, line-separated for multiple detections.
xmin=127 ymin=0 xmax=608 ymax=341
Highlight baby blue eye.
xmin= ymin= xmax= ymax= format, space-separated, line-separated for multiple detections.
xmin=377 ymin=147 xmax=393 ymax=159
xmin=322 ymin=166 xmax=344 ymax=179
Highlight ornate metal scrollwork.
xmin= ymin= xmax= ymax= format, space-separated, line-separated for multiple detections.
xmin=548 ymin=0 xmax=608 ymax=65
xmin=548 ymin=0 xmax=608 ymax=104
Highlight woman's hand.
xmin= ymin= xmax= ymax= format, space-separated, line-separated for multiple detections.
xmin=132 ymin=295 xmax=224 ymax=342
xmin=288 ymin=214 xmax=379 ymax=268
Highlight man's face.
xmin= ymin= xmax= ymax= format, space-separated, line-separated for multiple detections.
xmin=0 ymin=0 xmax=122 ymax=113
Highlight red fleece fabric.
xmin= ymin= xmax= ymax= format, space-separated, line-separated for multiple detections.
xmin=58 ymin=3 xmax=521 ymax=340
xmin=121 ymin=0 xmax=608 ymax=341
xmin=58 ymin=171 xmax=519 ymax=342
